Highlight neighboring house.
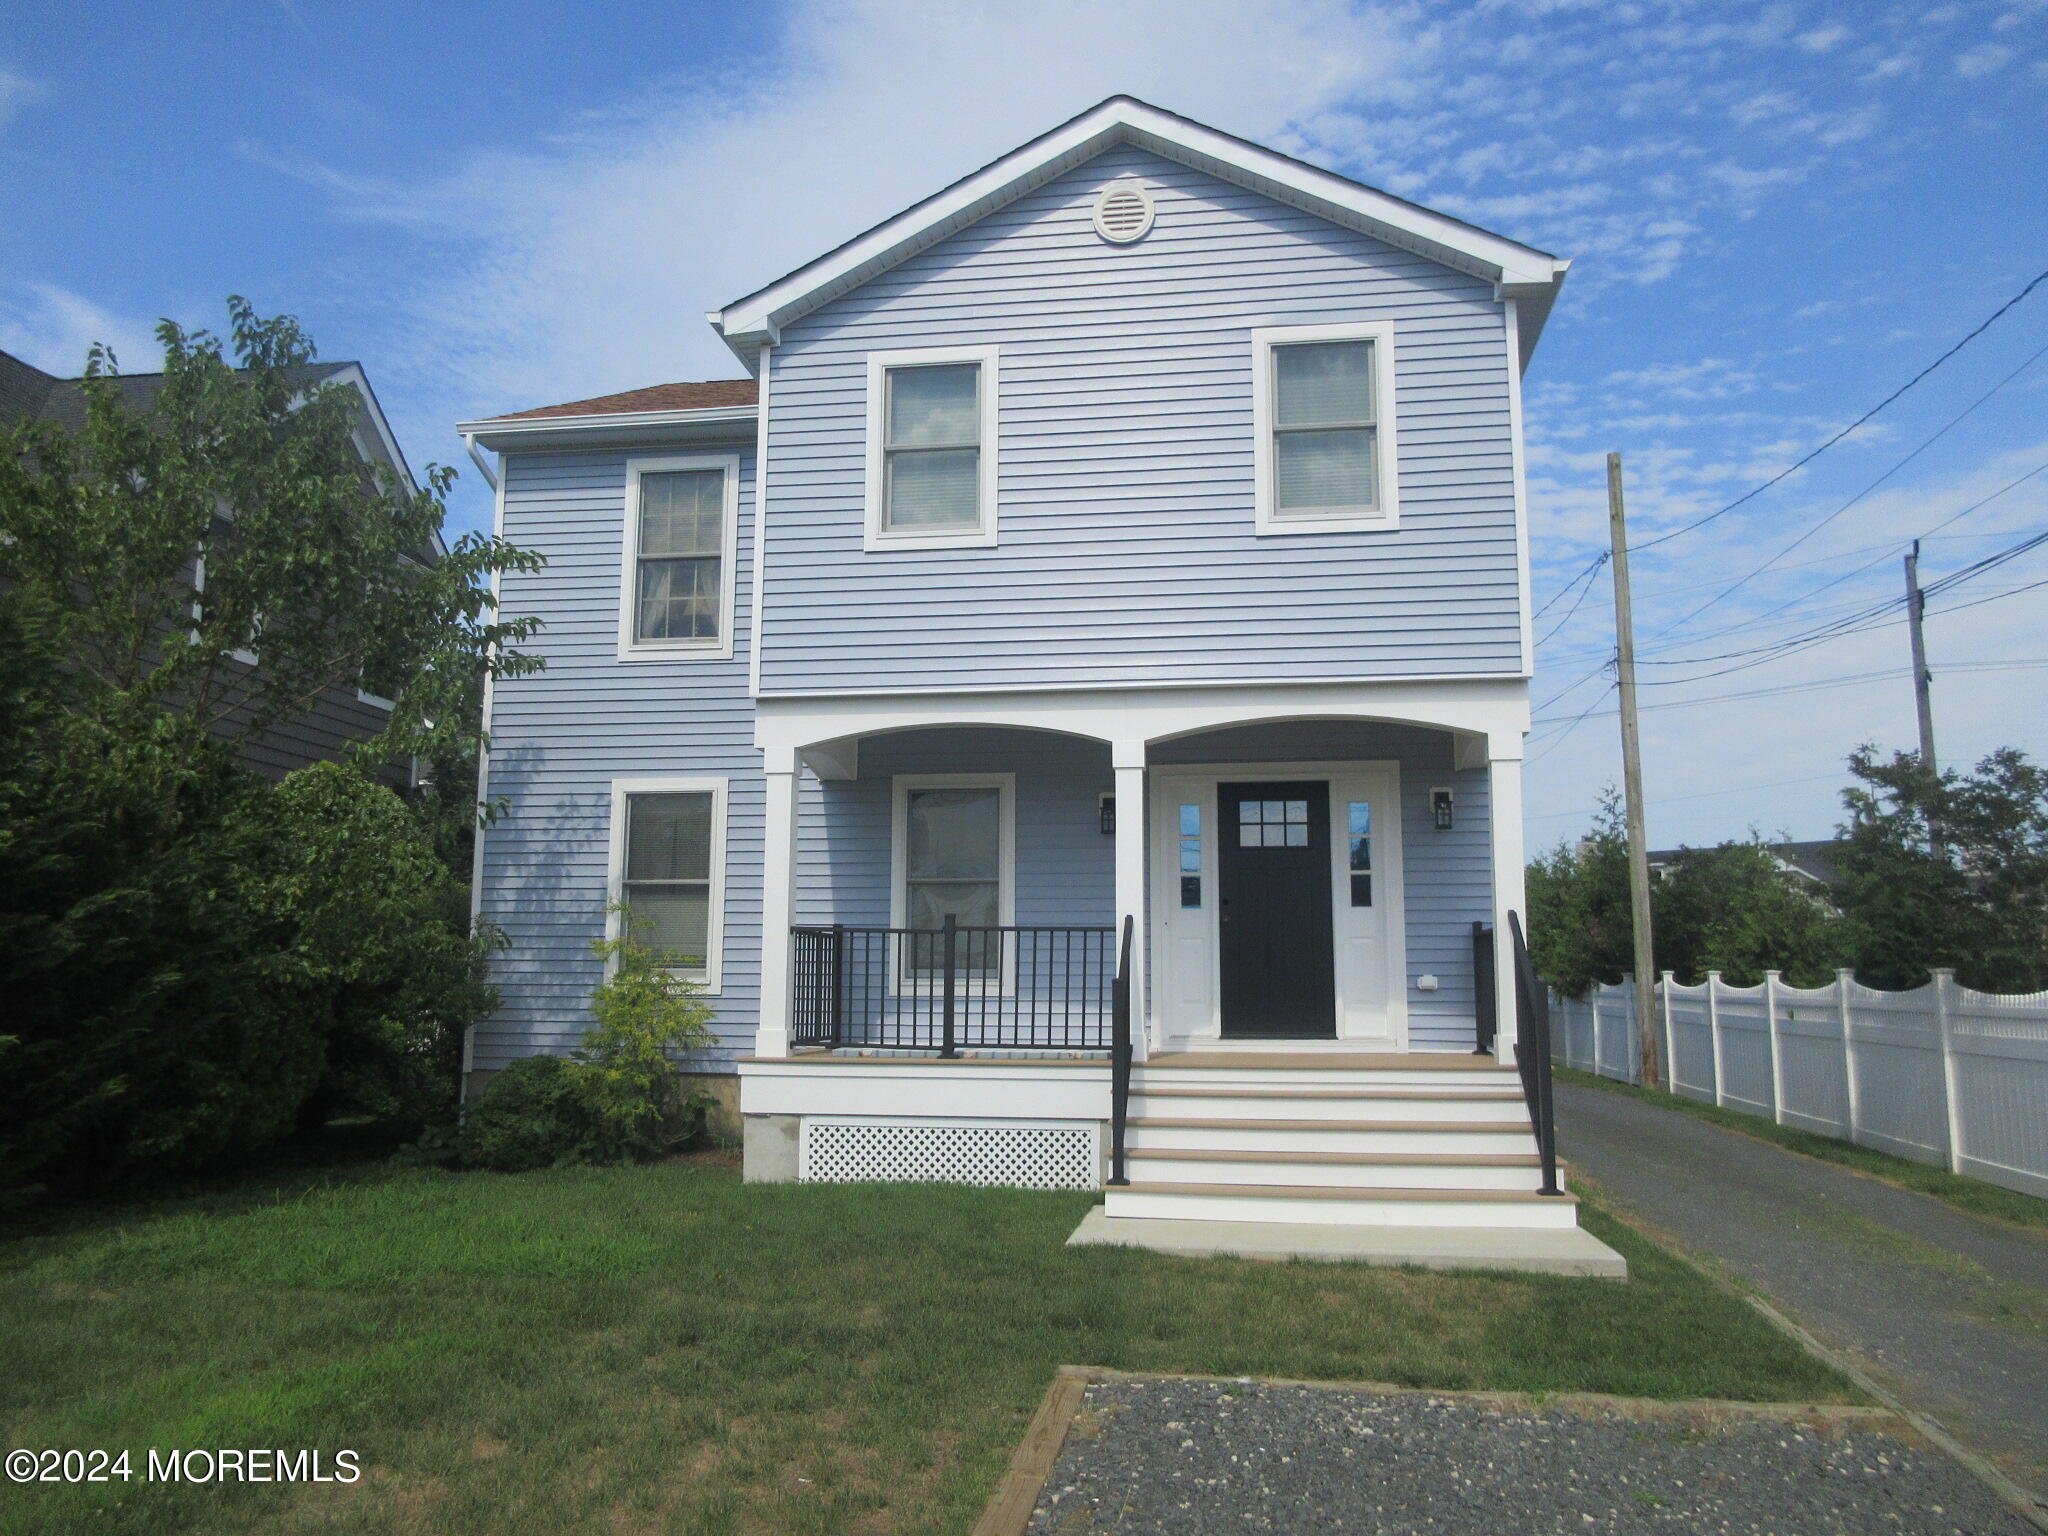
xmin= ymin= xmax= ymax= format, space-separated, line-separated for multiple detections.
xmin=2 ymin=347 xmax=439 ymax=782
xmin=1648 ymin=840 xmax=1848 ymax=888
xmin=459 ymin=97 xmax=1615 ymax=1263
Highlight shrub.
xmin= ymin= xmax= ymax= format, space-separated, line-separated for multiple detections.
xmin=455 ymin=1056 xmax=603 ymax=1172
xmin=456 ymin=914 xmax=715 ymax=1171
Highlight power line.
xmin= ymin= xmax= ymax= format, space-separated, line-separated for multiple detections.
xmin=1535 ymin=553 xmax=1610 ymax=647
xmin=1628 ymin=266 xmax=2048 ymax=554
xmin=1639 ymin=337 xmax=2048 ymax=641
xmin=1532 ymin=552 xmax=1608 ymax=620
xmin=1529 ymin=658 xmax=2048 ymax=726
xmin=1527 ymin=680 xmax=1617 ymax=764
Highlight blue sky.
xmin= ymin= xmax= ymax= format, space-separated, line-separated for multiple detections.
xmin=3 ymin=0 xmax=2045 ymax=848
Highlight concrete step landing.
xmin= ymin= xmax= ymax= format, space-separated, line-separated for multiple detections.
xmin=1066 ymin=1206 xmax=1628 ymax=1277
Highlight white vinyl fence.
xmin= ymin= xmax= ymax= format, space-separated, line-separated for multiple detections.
xmin=1552 ymin=970 xmax=2048 ymax=1201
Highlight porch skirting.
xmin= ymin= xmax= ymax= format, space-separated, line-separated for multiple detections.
xmin=738 ymin=1055 xmax=1112 ymax=1189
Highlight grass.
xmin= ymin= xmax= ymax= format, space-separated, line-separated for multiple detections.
xmin=1 ymin=1153 xmax=1853 ymax=1536
xmin=1555 ymin=1065 xmax=2048 ymax=1231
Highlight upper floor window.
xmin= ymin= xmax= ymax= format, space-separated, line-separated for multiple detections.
xmin=1251 ymin=322 xmax=1400 ymax=535
xmin=618 ymin=453 xmax=739 ymax=662
xmin=865 ymin=345 xmax=999 ymax=551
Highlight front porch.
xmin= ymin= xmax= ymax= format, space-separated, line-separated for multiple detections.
xmin=755 ymin=711 xmax=1526 ymax=1063
xmin=734 ymin=687 xmax=1609 ymax=1266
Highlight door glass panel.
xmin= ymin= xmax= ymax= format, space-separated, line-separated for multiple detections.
xmin=1238 ymin=798 xmax=1311 ymax=848
xmin=1347 ymin=801 xmax=1372 ymax=906
xmin=1178 ymin=803 xmax=1202 ymax=907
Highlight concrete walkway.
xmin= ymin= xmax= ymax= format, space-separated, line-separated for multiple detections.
xmin=1556 ymin=1080 xmax=2048 ymax=1515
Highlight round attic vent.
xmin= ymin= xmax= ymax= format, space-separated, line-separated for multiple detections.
xmin=1092 ymin=180 xmax=1154 ymax=244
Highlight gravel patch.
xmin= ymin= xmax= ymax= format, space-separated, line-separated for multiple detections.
xmin=1026 ymin=1376 xmax=2032 ymax=1534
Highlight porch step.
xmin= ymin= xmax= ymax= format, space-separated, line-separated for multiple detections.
xmin=1131 ymin=1090 xmax=1528 ymax=1123
xmin=1103 ymin=1180 xmax=1581 ymax=1229
xmin=1125 ymin=1147 xmax=1547 ymax=1191
xmin=1127 ymin=1117 xmax=1537 ymax=1157
xmin=1142 ymin=1054 xmax=1518 ymax=1093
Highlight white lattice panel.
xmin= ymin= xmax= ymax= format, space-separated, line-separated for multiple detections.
xmin=799 ymin=1118 xmax=1099 ymax=1191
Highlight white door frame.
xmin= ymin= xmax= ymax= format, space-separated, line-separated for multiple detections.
xmin=1148 ymin=759 xmax=1408 ymax=1052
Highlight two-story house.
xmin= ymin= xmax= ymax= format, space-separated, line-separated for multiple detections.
xmin=459 ymin=98 xmax=1620 ymax=1271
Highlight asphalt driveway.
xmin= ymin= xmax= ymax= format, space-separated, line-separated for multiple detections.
xmin=1555 ymin=1079 xmax=2048 ymax=1518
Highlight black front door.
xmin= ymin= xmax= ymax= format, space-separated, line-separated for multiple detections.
xmin=1217 ymin=781 xmax=1336 ymax=1038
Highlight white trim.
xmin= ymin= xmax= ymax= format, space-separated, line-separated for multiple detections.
xmin=710 ymin=96 xmax=1568 ymax=363
xmin=1251 ymin=320 xmax=1400 ymax=535
xmin=1504 ymin=298 xmax=1535 ymax=677
xmin=463 ymin=444 xmax=508 ymax=1096
xmin=606 ymin=776 xmax=730 ymax=994
xmin=748 ymin=343 xmax=773 ymax=698
xmin=888 ymin=772 xmax=1018 ymax=936
xmin=355 ymin=687 xmax=396 ymax=712
xmin=863 ymin=345 xmax=1000 ymax=551
xmin=457 ymin=403 xmax=756 ymax=454
xmin=761 ymin=669 xmax=1528 ymax=702
xmin=616 ymin=452 xmax=741 ymax=662
xmin=755 ymin=676 xmax=1532 ymax=765
xmin=1147 ymin=760 xmax=1408 ymax=1052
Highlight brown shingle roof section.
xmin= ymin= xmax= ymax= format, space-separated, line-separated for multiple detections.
xmin=486 ymin=379 xmax=758 ymax=421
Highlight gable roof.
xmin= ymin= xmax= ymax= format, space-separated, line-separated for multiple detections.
xmin=710 ymin=95 xmax=1571 ymax=373
xmin=478 ymin=378 xmax=757 ymax=421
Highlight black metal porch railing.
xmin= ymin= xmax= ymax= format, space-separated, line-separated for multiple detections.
xmin=1108 ymin=915 xmax=1134 ymax=1187
xmin=1506 ymin=910 xmax=1562 ymax=1196
xmin=1472 ymin=920 xmax=1497 ymax=1056
xmin=789 ymin=917 xmax=1118 ymax=1055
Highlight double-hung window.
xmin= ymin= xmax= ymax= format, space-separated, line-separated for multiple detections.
xmin=611 ymin=780 xmax=725 ymax=988
xmin=865 ymin=346 xmax=999 ymax=549
xmin=891 ymin=774 xmax=1014 ymax=977
xmin=1251 ymin=322 xmax=1400 ymax=534
xmin=619 ymin=454 xmax=739 ymax=660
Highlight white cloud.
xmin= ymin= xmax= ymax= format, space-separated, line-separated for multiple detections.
xmin=1955 ymin=43 xmax=2015 ymax=75
xmin=1797 ymin=23 xmax=1852 ymax=51
xmin=0 ymin=282 xmax=163 ymax=376
xmin=0 ymin=65 xmax=37 ymax=129
xmin=322 ymin=0 xmax=1424 ymax=424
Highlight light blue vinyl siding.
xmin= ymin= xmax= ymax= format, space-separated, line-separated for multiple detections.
xmin=759 ymin=143 xmax=1521 ymax=693
xmin=791 ymin=722 xmax=1487 ymax=1051
xmin=472 ymin=444 xmax=762 ymax=1071
xmin=795 ymin=728 xmax=1116 ymax=929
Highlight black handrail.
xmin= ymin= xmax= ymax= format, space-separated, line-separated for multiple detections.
xmin=1107 ymin=915 xmax=1134 ymax=1187
xmin=1472 ymin=921 xmax=1496 ymax=1056
xmin=1506 ymin=911 xmax=1562 ymax=1196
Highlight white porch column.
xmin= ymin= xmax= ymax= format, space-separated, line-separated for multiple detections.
xmin=1487 ymin=740 xmax=1527 ymax=1067
xmin=754 ymin=747 xmax=800 ymax=1058
xmin=1112 ymin=742 xmax=1149 ymax=1061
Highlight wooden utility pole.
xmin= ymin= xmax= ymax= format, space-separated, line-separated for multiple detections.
xmin=1904 ymin=541 xmax=1945 ymax=860
xmin=1607 ymin=453 xmax=1661 ymax=1089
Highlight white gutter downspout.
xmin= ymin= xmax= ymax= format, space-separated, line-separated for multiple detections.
xmin=463 ymin=432 xmax=500 ymax=491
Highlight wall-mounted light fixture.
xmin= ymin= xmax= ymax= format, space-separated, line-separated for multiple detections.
xmin=1099 ymin=793 xmax=1116 ymax=835
xmin=1431 ymin=787 xmax=1455 ymax=831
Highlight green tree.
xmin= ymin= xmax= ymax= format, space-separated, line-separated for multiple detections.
xmin=1654 ymin=841 xmax=1850 ymax=987
xmin=1525 ymin=787 xmax=1634 ymax=995
xmin=0 ymin=300 xmax=543 ymax=1201
xmin=0 ymin=297 xmax=544 ymax=766
xmin=1836 ymin=746 xmax=2048 ymax=992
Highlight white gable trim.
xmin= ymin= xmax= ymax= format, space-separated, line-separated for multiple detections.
xmin=711 ymin=96 xmax=1570 ymax=370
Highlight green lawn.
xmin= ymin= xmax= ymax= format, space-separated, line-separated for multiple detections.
xmin=1555 ymin=1065 xmax=2048 ymax=1231
xmin=2 ymin=1152 xmax=1852 ymax=1536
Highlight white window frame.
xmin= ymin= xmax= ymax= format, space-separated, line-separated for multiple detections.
xmin=617 ymin=452 xmax=741 ymax=662
xmin=606 ymin=776 xmax=729 ymax=993
xmin=863 ymin=345 xmax=1000 ymax=551
xmin=1250 ymin=320 xmax=1401 ymax=535
xmin=889 ymin=771 xmax=1017 ymax=953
